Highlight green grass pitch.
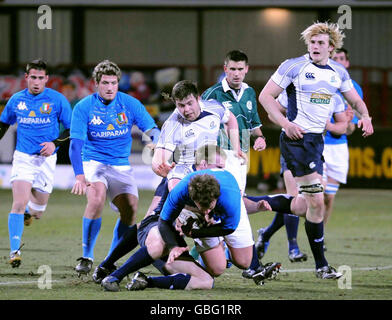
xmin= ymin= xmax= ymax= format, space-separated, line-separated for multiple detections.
xmin=0 ymin=188 xmax=391 ymax=301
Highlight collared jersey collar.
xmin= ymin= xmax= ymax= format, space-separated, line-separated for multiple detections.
xmin=221 ymin=77 xmax=249 ymax=101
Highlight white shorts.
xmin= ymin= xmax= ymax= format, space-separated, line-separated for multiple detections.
xmin=223 ymin=149 xmax=248 ymax=194
xmin=323 ymin=143 xmax=349 ymax=184
xmin=167 ymin=163 xmax=194 ymax=181
xmin=10 ymin=150 xmax=57 ymax=194
xmin=194 ymin=199 xmax=254 ymax=253
xmin=83 ymin=160 xmax=139 ymax=206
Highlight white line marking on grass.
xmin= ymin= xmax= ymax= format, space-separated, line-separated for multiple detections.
xmin=1 ymin=266 xmax=391 ymax=286
xmin=279 ymin=265 xmax=392 ymax=273
xmin=0 ymin=279 xmax=65 ymax=286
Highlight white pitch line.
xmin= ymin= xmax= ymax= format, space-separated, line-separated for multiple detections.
xmin=1 ymin=265 xmax=391 ymax=286
xmin=0 ymin=279 xmax=65 ymax=286
xmin=280 ymin=265 xmax=392 ymax=273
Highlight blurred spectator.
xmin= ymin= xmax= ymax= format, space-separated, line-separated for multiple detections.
xmin=127 ymin=71 xmax=151 ymax=104
xmin=60 ymin=80 xmax=79 ymax=108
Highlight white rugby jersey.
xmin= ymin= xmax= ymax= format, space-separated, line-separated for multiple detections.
xmin=156 ymin=99 xmax=230 ymax=164
xmin=271 ymin=54 xmax=351 ymax=133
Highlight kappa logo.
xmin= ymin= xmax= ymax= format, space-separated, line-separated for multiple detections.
xmin=17 ymin=101 xmax=28 ymax=110
xmin=305 ymin=72 xmax=315 ymax=79
xmin=90 ymin=115 xmax=105 ymax=125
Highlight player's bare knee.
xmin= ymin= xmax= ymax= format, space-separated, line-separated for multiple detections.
xmin=145 ymin=227 xmax=166 ymax=259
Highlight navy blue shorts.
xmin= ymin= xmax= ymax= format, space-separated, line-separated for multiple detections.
xmin=279 ymin=154 xmax=289 ymax=177
xmin=154 ymin=177 xmax=169 ymax=197
xmin=137 ymin=214 xmax=187 ymax=248
xmin=280 ymin=131 xmax=324 ymax=178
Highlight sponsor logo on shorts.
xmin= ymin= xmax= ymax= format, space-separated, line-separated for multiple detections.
xmin=310 ymin=93 xmax=331 ymax=104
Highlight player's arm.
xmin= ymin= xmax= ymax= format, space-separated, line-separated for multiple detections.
xmin=142 ymin=127 xmax=160 ymax=150
xmin=342 ymin=88 xmax=373 ymax=137
xmin=0 ymin=121 xmax=10 ymax=140
xmin=325 ymin=112 xmax=348 ymax=136
xmin=188 ymin=223 xmax=234 ymax=238
xmin=250 ymin=127 xmax=266 ymax=151
xmin=259 ymin=79 xmax=305 ymax=140
xmin=151 ymin=147 xmax=175 ymax=178
xmin=40 ymin=129 xmax=71 ymax=157
xmin=226 ymin=111 xmax=247 ymax=162
xmin=69 ymin=138 xmax=89 ymax=195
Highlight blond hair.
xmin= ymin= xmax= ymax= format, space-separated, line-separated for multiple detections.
xmin=301 ymin=22 xmax=345 ymax=56
xmin=92 ymin=60 xmax=121 ymax=84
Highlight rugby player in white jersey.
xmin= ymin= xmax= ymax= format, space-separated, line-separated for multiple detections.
xmin=259 ymin=22 xmax=373 ymax=279
xmin=152 ymin=80 xmax=246 ymax=191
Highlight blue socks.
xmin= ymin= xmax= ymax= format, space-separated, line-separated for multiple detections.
xmin=107 ymin=218 xmax=131 ymax=257
xmin=147 ymin=273 xmax=191 ymax=290
xmin=111 ymin=246 xmax=154 ymax=282
xmin=249 ymin=244 xmax=261 ymax=269
xmin=284 ymin=214 xmax=300 ymax=252
xmin=101 ymin=224 xmax=139 ymax=269
xmin=82 ymin=217 xmax=102 ymax=260
xmin=263 ymin=212 xmax=284 ymax=241
xmin=8 ymin=213 xmax=24 ymax=252
xmin=304 ymin=219 xmax=328 ymax=269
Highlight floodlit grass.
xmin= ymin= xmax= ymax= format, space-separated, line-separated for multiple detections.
xmin=0 ymin=188 xmax=391 ymax=302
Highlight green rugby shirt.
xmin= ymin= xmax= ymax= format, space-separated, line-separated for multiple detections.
xmin=201 ymin=78 xmax=262 ymax=152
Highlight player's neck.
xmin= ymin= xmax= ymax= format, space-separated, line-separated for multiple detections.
xmin=97 ymin=94 xmax=112 ymax=105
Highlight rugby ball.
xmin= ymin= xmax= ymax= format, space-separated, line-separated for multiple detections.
xmin=177 ymin=209 xmax=205 ymax=230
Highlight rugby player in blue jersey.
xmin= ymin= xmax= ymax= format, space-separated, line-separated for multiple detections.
xmin=323 ymin=48 xmax=361 ymax=229
xmin=259 ymin=22 xmax=373 ymax=279
xmin=0 ymin=59 xmax=72 ymax=267
xmin=69 ymin=60 xmax=160 ymax=276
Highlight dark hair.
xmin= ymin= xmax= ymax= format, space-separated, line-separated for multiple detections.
xmin=224 ymin=50 xmax=248 ymax=65
xmin=188 ymin=174 xmax=220 ymax=208
xmin=335 ymin=47 xmax=349 ymax=60
xmin=171 ymin=80 xmax=199 ymax=101
xmin=26 ymin=59 xmax=48 ymax=75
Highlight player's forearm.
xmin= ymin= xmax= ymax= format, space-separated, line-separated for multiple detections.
xmin=69 ymin=138 xmax=84 ymax=176
xmin=260 ymin=94 xmax=290 ymax=129
xmin=0 ymin=121 xmax=10 ymax=140
xmin=226 ymin=112 xmax=241 ymax=152
xmin=326 ymin=121 xmax=348 ymax=135
xmin=347 ymin=98 xmax=370 ymax=119
xmin=191 ymin=224 xmax=234 ymax=238
xmin=158 ymin=218 xmax=185 ymax=249
xmin=52 ymin=129 xmax=70 ymax=147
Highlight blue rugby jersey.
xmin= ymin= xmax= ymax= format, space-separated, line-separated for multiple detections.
xmin=324 ymin=79 xmax=362 ymax=145
xmin=0 ymin=88 xmax=72 ymax=155
xmin=160 ymin=169 xmax=242 ymax=232
xmin=70 ymin=91 xmax=157 ymax=165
